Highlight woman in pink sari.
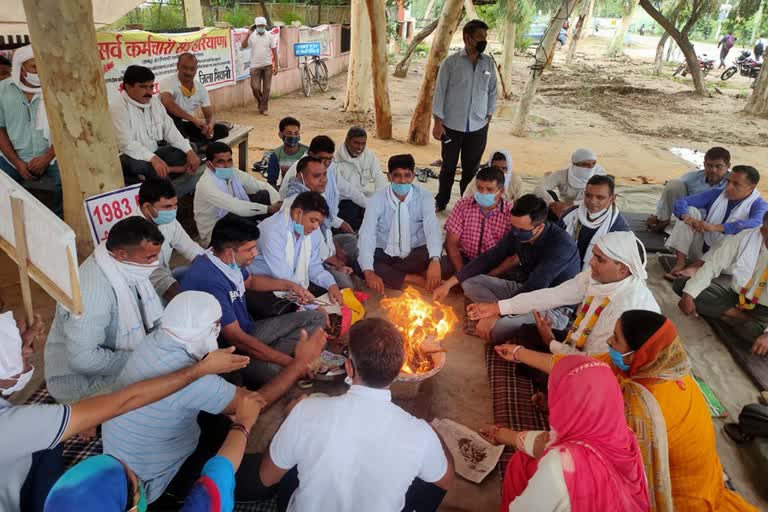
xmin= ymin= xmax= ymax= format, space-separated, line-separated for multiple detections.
xmin=484 ymin=355 xmax=649 ymax=512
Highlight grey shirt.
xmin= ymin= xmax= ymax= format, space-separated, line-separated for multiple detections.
xmin=0 ymin=399 xmax=71 ymax=511
xmin=432 ymin=49 xmax=497 ymax=133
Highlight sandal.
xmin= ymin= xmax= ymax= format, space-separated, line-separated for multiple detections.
xmin=723 ymin=422 xmax=754 ymax=444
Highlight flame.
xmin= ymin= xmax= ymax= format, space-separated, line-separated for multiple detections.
xmin=380 ymin=286 xmax=458 ymax=374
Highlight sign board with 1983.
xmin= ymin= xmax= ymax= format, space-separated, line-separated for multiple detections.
xmin=83 ymin=184 xmax=142 ymax=245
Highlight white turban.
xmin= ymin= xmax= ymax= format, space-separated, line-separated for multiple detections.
xmin=10 ymin=45 xmax=50 ymax=141
xmin=254 ymin=17 xmax=267 ymax=26
xmin=0 ymin=311 xmax=24 ymax=381
xmin=571 ymin=148 xmax=597 ymax=164
xmin=595 ymin=231 xmax=648 ymax=280
xmin=161 ymin=291 xmax=222 ymax=361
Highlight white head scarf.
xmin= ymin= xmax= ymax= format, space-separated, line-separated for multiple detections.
xmin=161 ymin=291 xmax=222 ymax=360
xmin=11 ymin=46 xmax=50 ymax=141
xmin=595 ymin=231 xmax=647 ymax=280
xmin=487 ymin=149 xmax=514 ymax=191
xmin=0 ymin=311 xmax=23 ymax=380
xmin=254 ymin=16 xmax=267 ymax=26
xmin=567 ymin=148 xmax=604 ymax=189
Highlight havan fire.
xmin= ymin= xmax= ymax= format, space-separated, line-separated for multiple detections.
xmin=380 ymin=287 xmax=458 ymax=375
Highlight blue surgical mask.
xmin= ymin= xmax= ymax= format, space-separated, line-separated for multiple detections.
xmin=292 ymin=222 xmax=305 ymax=236
xmin=509 ymin=226 xmax=536 ymax=242
xmin=391 ymin=183 xmax=412 ymax=196
xmin=256 ymin=27 xmax=266 ymax=35
xmin=283 ymin=135 xmax=300 ymax=147
xmin=608 ymin=346 xmax=634 ymax=372
xmin=214 ymin=167 xmax=234 ymax=180
xmin=474 ymin=191 xmax=497 ymax=208
xmin=152 ymin=208 xmax=177 ymax=225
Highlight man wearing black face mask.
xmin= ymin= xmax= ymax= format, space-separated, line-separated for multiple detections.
xmin=432 ymin=19 xmax=497 ymax=212
xmin=267 ymin=116 xmax=308 ymax=187
xmin=434 ymin=195 xmax=581 ymax=343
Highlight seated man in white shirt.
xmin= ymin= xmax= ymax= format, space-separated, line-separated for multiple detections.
xmin=260 ymin=317 xmax=454 ymax=512
xmin=334 ymin=126 xmax=387 ymax=230
xmin=158 ymin=53 xmax=229 ymax=145
xmin=110 ymin=65 xmax=201 ymax=196
xmin=194 ymin=141 xmax=282 ymax=247
xmin=358 ymin=154 xmax=443 ymax=293
xmin=138 ymin=177 xmax=203 ymax=302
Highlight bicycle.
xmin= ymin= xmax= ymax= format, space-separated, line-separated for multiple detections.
xmin=300 ymin=55 xmax=329 ymax=97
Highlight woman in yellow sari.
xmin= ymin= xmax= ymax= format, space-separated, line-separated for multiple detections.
xmin=496 ymin=309 xmax=757 ymax=512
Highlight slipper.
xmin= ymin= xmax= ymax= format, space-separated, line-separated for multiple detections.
xmin=723 ymin=422 xmax=754 ymax=444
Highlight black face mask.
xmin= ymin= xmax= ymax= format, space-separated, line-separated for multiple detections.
xmin=476 ymin=40 xmax=487 ymax=54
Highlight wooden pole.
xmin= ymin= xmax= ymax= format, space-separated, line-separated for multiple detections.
xmin=11 ymin=197 xmax=34 ymax=326
xmin=365 ymin=0 xmax=393 ymax=139
xmin=407 ymin=0 xmax=464 ymax=145
xmin=22 ymin=0 xmax=125 ymax=258
xmin=343 ymin=0 xmax=373 ymax=112
xmin=183 ymin=0 xmax=205 ymax=27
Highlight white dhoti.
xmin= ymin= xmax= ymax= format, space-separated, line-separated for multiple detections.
xmin=665 ymin=207 xmax=705 ymax=260
xmin=654 ymin=179 xmax=689 ymax=221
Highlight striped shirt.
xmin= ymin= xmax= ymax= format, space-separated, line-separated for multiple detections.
xmin=102 ymin=331 xmax=236 ymax=503
xmin=0 ymin=79 xmax=49 ymax=162
xmin=0 ymin=399 xmax=71 ymax=511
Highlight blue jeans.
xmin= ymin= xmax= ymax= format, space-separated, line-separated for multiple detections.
xmin=0 ymin=155 xmax=63 ymax=215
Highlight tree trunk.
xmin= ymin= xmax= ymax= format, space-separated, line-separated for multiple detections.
xmin=408 ymin=0 xmax=464 ymax=145
xmin=654 ymin=33 xmax=670 ymax=74
xmin=565 ymin=13 xmax=587 ymax=65
xmin=512 ymin=0 xmax=581 ymax=135
xmin=464 ymin=0 xmax=479 ymax=20
xmin=607 ymin=0 xmax=639 ymax=56
xmin=583 ymin=0 xmax=596 ymax=38
xmin=423 ymin=0 xmax=437 ymax=19
xmin=344 ymin=0 xmax=373 ymax=111
xmin=183 ymin=0 xmax=204 ymax=27
xmin=640 ymin=0 xmax=709 ymax=96
xmin=258 ymin=0 xmax=272 ymax=26
xmin=394 ymin=18 xmax=440 ymax=78
xmin=22 ymin=0 xmax=125 ymax=257
xmin=502 ymin=0 xmax=516 ymax=87
xmin=365 ymin=0 xmax=393 ymax=138
xmin=746 ymin=57 xmax=768 ymax=115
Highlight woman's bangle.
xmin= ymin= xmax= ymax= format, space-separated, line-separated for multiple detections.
xmin=230 ymin=422 xmax=250 ymax=439
xmin=515 ymin=431 xmax=528 ymax=452
xmin=511 ymin=345 xmax=523 ymax=362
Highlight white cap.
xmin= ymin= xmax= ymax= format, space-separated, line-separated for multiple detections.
xmin=571 ymin=148 xmax=597 ymax=164
xmin=254 ymin=17 xmax=267 ymax=26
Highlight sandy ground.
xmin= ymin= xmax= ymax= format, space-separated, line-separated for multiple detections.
xmin=3 ymin=30 xmax=768 ymax=511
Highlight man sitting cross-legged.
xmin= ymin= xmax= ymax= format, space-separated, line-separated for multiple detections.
xmin=560 ymin=174 xmax=630 ymax=271
xmin=181 ymin=214 xmax=326 ymax=388
xmin=467 ymin=232 xmax=659 ymax=355
xmin=433 ymin=194 xmax=581 ymax=344
xmin=358 ymin=154 xmax=443 ymax=293
xmin=194 ymin=141 xmax=282 ymax=247
xmin=677 ymin=212 xmax=768 ymax=357
xmin=646 ymin=146 xmax=731 ymax=233
xmin=248 ymin=191 xmax=344 ymax=305
xmin=137 ymin=177 xmax=203 ymax=302
xmin=110 ymin=65 xmax=201 ymax=196
xmin=442 ymin=165 xmax=513 ymax=275
xmin=260 ymin=318 xmax=454 ymax=512
xmin=102 ymin=291 xmax=327 ymax=505
xmin=664 ymin=165 xmax=767 ymax=280
xmin=45 ymin=217 xmax=166 ymax=403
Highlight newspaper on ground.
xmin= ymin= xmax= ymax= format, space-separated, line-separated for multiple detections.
xmin=430 ymin=418 xmax=504 ymax=484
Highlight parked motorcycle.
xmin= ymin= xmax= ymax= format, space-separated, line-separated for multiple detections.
xmin=672 ymin=54 xmax=716 ymax=78
xmin=721 ymin=50 xmax=762 ymax=80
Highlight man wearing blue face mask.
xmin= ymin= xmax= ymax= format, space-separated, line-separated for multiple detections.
xmin=138 ymin=178 xmax=204 ymax=302
xmin=357 ymin=154 xmax=443 ymax=293
xmin=241 ymin=17 xmax=278 ymax=115
xmin=435 ymin=194 xmax=581 ymax=343
xmin=266 ymin=117 xmax=308 ymax=187
xmin=194 ymin=142 xmax=281 ymax=246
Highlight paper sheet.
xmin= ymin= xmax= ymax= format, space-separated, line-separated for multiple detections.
xmin=430 ymin=418 xmax=504 ymax=484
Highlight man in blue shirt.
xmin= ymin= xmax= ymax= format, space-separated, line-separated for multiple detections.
xmin=433 ymin=194 xmax=581 ymax=344
xmin=181 ymin=214 xmax=326 ymax=388
xmin=432 ymin=19 xmax=497 ymax=212
xmin=665 ymin=165 xmax=768 ymax=279
xmin=647 ymin=146 xmax=730 ymax=232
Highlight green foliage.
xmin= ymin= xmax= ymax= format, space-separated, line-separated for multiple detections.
xmin=222 ymin=7 xmax=254 ymax=28
xmin=279 ymin=12 xmax=305 ymax=25
xmin=108 ymin=2 xmax=186 ymax=31
xmin=415 ymin=42 xmax=431 ymax=54
xmin=595 ymin=0 xmax=628 ymax=18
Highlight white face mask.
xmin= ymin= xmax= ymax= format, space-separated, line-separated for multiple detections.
xmin=114 ymin=257 xmax=160 ymax=283
xmin=586 ymin=206 xmax=608 ymax=220
xmin=2 ymin=366 xmax=34 ymax=396
xmin=169 ymin=324 xmax=221 ymax=361
xmin=24 ymin=71 xmax=40 ymax=87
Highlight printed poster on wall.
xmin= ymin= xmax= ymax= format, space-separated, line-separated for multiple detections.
xmin=298 ymin=24 xmax=331 ymax=57
xmin=96 ymin=27 xmax=236 ymax=96
xmin=231 ymin=26 xmax=281 ymax=81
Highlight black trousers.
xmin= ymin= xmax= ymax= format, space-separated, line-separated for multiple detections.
xmin=169 ymin=114 xmax=229 ymax=146
xmin=120 ymin=145 xmax=188 ymax=185
xmin=435 ymin=124 xmax=489 ymax=209
xmin=276 ymin=467 xmax=446 ymax=512
xmin=373 ymin=245 xmax=430 ymax=290
xmin=338 ymin=199 xmax=366 ymax=231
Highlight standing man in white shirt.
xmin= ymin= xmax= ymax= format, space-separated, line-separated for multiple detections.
xmin=158 ymin=53 xmax=229 ymax=144
xmin=432 ymin=19 xmax=497 ymax=212
xmin=110 ymin=65 xmax=202 ymax=196
xmin=260 ymin=317 xmax=454 ymax=512
xmin=241 ymin=17 xmax=278 ymax=115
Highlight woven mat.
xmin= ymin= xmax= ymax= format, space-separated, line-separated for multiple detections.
xmin=484 ymin=345 xmax=549 ymax=475
xmin=25 ymin=387 xmax=277 ymax=512
xmin=704 ymin=318 xmax=768 ymax=392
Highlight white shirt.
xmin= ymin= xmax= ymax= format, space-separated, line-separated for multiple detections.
xmin=158 ymin=76 xmax=210 ymax=116
xmin=246 ymin=31 xmax=277 ymax=69
xmin=149 ymin=219 xmax=204 ymax=295
xmin=270 ymin=385 xmax=448 ymax=512
xmin=193 ymin=169 xmax=281 ymax=245
xmin=509 ymin=450 xmax=570 ymax=511
xmin=280 ymin=160 xmax=369 ymax=208
xmin=109 ymin=94 xmax=192 ymax=162
xmin=334 ymin=146 xmax=387 ymax=200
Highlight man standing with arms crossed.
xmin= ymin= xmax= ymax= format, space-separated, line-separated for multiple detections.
xmin=432 ymin=19 xmax=497 ymax=213
xmin=242 ymin=17 xmax=278 ymax=115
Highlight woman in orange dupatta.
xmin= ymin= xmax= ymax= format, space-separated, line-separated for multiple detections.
xmin=497 ymin=309 xmax=757 ymax=512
